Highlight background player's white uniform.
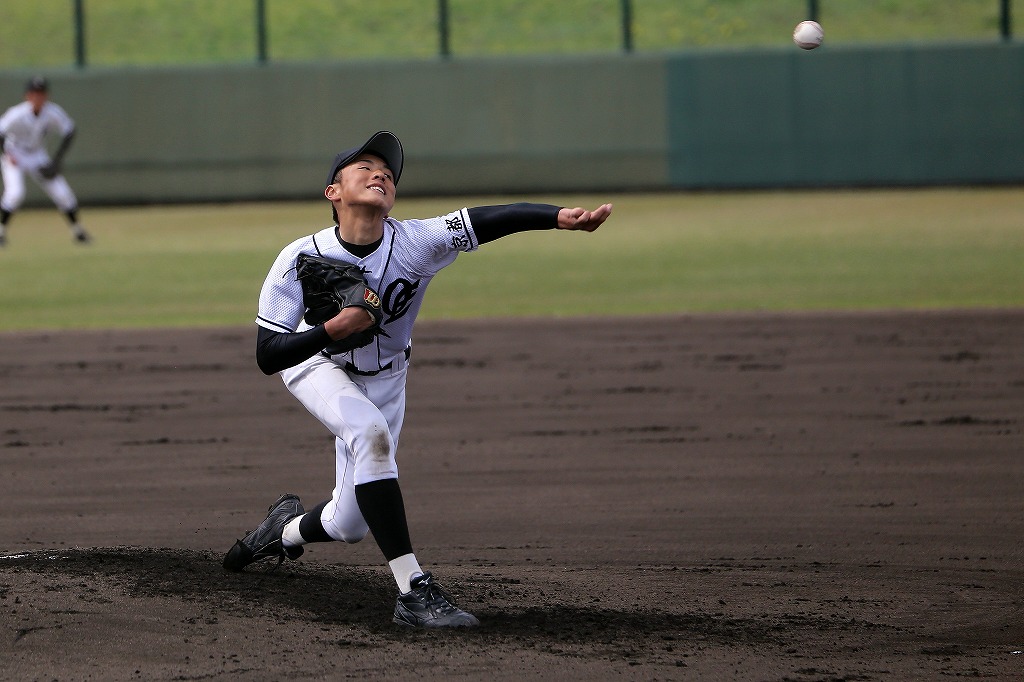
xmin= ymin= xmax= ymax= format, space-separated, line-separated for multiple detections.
xmin=256 ymin=209 xmax=478 ymax=541
xmin=0 ymin=100 xmax=79 ymax=214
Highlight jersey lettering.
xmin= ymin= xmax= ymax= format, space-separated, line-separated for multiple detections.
xmin=445 ymin=214 xmax=465 ymax=233
xmin=382 ymin=278 xmax=420 ymax=324
xmin=445 ymin=213 xmax=472 ymax=250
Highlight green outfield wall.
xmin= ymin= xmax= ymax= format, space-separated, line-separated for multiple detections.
xmin=2 ymin=42 xmax=1021 ymax=205
xmin=667 ymin=42 xmax=1024 ymax=187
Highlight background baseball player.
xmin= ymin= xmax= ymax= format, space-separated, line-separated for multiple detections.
xmin=223 ymin=130 xmax=612 ymax=628
xmin=0 ymin=76 xmax=90 ymax=247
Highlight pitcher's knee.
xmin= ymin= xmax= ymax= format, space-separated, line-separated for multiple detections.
xmin=368 ymin=426 xmax=393 ymax=462
xmin=353 ymin=422 xmax=397 ymax=480
xmin=325 ymin=518 xmax=369 ymax=544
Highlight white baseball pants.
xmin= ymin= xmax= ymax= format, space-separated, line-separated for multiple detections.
xmin=1 ymin=153 xmax=78 ymax=213
xmin=280 ymin=353 xmax=407 ymax=543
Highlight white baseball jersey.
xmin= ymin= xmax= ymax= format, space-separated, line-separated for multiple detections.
xmin=0 ymin=101 xmax=75 ymax=166
xmin=257 ymin=209 xmax=479 ymax=373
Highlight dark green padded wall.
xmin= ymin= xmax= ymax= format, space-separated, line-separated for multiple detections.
xmin=667 ymin=43 xmax=1024 ymax=187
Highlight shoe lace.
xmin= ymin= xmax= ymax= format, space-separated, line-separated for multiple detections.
xmin=417 ymin=575 xmax=459 ymax=612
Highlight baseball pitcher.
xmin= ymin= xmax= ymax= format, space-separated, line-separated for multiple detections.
xmin=223 ymin=130 xmax=612 ymax=628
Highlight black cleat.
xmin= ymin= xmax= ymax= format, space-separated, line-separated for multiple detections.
xmin=393 ymin=572 xmax=480 ymax=628
xmin=73 ymin=230 xmax=90 ymax=244
xmin=223 ymin=493 xmax=304 ymax=571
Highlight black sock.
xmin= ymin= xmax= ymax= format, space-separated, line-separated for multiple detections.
xmin=65 ymin=209 xmax=78 ymax=224
xmin=297 ymin=499 xmax=334 ymax=543
xmin=0 ymin=209 xmax=11 ymax=225
xmin=354 ymin=478 xmax=414 ymax=562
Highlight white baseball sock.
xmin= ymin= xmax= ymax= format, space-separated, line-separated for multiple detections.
xmin=389 ymin=553 xmax=423 ymax=593
xmin=281 ymin=516 xmax=305 ymax=548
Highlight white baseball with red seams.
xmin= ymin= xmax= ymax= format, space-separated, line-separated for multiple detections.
xmin=793 ymin=20 xmax=824 ymax=50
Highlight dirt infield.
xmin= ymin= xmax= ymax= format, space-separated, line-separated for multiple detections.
xmin=1 ymin=311 xmax=1022 ymax=681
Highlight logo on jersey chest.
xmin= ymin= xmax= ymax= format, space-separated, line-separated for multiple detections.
xmin=382 ymin=278 xmax=420 ymax=324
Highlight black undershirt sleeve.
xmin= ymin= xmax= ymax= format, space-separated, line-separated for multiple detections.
xmin=469 ymin=203 xmax=561 ymax=244
xmin=256 ymin=324 xmax=332 ymax=375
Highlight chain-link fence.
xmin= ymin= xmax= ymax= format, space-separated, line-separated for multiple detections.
xmin=0 ymin=0 xmax=1016 ymax=69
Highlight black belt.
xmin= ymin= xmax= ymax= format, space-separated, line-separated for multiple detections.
xmin=345 ymin=362 xmax=388 ymax=376
xmin=329 ymin=346 xmax=410 ymax=376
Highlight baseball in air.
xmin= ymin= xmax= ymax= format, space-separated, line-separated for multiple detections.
xmin=793 ymin=20 xmax=824 ymax=50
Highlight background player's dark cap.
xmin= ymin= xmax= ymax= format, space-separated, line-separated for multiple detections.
xmin=326 ymin=131 xmax=404 ymax=187
xmin=25 ymin=76 xmax=49 ymax=93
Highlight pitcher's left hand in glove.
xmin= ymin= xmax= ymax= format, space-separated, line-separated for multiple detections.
xmin=295 ymin=253 xmax=384 ymax=353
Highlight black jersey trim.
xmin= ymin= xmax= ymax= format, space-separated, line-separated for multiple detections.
xmin=368 ymin=223 xmax=399 ymax=370
xmin=311 ymin=232 xmax=325 ymax=256
xmin=461 ymin=208 xmax=477 ymax=250
xmin=256 ymin=316 xmax=293 ymax=333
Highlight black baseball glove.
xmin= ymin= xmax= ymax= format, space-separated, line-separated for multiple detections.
xmin=294 ymin=253 xmax=384 ymax=353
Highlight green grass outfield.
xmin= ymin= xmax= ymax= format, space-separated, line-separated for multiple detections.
xmin=0 ymin=0 xmax=1008 ymax=68
xmin=0 ymin=187 xmax=1021 ymax=332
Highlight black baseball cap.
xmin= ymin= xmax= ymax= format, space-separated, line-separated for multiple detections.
xmin=326 ymin=131 xmax=404 ymax=187
xmin=25 ymin=76 xmax=49 ymax=93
